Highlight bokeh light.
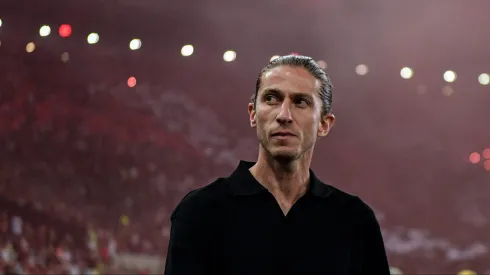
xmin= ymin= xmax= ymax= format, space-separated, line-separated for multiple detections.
xmin=129 ymin=39 xmax=142 ymax=50
xmin=317 ymin=60 xmax=327 ymax=70
xmin=270 ymin=55 xmax=280 ymax=62
xmin=355 ymin=64 xmax=369 ymax=76
xmin=59 ymin=24 xmax=72 ymax=38
xmin=482 ymin=148 xmax=490 ymax=159
xmin=127 ymin=76 xmax=137 ymax=88
xmin=458 ymin=270 xmax=477 ymax=275
xmin=469 ymin=152 xmax=481 ymax=164
xmin=39 ymin=25 xmax=51 ymax=37
xmin=443 ymin=70 xmax=457 ymax=82
xmin=181 ymin=44 xmax=194 ymax=56
xmin=87 ymin=33 xmax=99 ymax=44
xmin=442 ymin=85 xmax=454 ymax=96
xmin=400 ymin=67 xmax=413 ymax=79
xmin=223 ymin=50 xmax=236 ymax=62
xmin=0 ymin=18 xmax=2 ymax=27
xmin=485 ymin=160 xmax=490 ymax=171
xmin=120 ymin=215 xmax=130 ymax=226
xmin=61 ymin=52 xmax=70 ymax=63
xmin=478 ymin=73 xmax=490 ymax=85
xmin=26 ymin=42 xmax=36 ymax=53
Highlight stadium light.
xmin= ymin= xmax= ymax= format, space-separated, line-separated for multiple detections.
xmin=469 ymin=152 xmax=481 ymax=164
xmin=223 ymin=50 xmax=236 ymax=62
xmin=181 ymin=45 xmax=194 ymax=56
xmin=400 ymin=67 xmax=413 ymax=79
xmin=59 ymin=24 xmax=72 ymax=38
xmin=87 ymin=33 xmax=99 ymax=44
xmin=129 ymin=39 xmax=141 ymax=50
xmin=443 ymin=70 xmax=457 ymax=82
xmin=26 ymin=42 xmax=35 ymax=53
xmin=478 ymin=73 xmax=490 ymax=85
xmin=483 ymin=148 xmax=490 ymax=159
xmin=127 ymin=76 xmax=137 ymax=88
xmin=485 ymin=160 xmax=490 ymax=171
xmin=39 ymin=25 xmax=51 ymax=37
xmin=356 ymin=64 xmax=369 ymax=75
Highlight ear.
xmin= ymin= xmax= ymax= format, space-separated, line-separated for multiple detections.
xmin=317 ymin=113 xmax=335 ymax=137
xmin=248 ymin=103 xmax=257 ymax=128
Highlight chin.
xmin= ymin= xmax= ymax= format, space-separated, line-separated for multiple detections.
xmin=270 ymin=149 xmax=300 ymax=163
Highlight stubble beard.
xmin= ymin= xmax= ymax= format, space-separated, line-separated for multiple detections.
xmin=258 ymin=130 xmax=310 ymax=165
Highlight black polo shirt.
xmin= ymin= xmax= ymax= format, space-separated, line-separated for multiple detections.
xmin=164 ymin=161 xmax=390 ymax=275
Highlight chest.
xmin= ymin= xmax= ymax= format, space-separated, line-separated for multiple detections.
xmin=276 ymin=197 xmax=294 ymax=216
xmin=218 ymin=197 xmax=357 ymax=274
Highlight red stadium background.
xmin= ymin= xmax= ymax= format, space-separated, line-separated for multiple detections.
xmin=0 ymin=0 xmax=489 ymax=274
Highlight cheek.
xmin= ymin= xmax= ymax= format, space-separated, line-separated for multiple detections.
xmin=254 ymin=116 xmax=268 ymax=135
xmin=256 ymin=110 xmax=273 ymax=127
xmin=303 ymin=118 xmax=320 ymax=137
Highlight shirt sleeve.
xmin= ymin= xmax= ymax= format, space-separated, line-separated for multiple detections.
xmin=358 ymin=203 xmax=391 ymax=275
xmin=164 ymin=191 xmax=215 ymax=275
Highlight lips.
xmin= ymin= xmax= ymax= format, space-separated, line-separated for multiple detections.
xmin=271 ymin=131 xmax=296 ymax=137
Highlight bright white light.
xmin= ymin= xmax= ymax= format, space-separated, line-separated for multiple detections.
xmin=317 ymin=60 xmax=327 ymax=70
xmin=39 ymin=25 xmax=51 ymax=37
xmin=443 ymin=70 xmax=457 ymax=82
xmin=270 ymin=55 xmax=280 ymax=62
xmin=181 ymin=44 xmax=194 ymax=56
xmin=26 ymin=42 xmax=35 ymax=53
xmin=400 ymin=67 xmax=413 ymax=79
xmin=87 ymin=33 xmax=99 ymax=44
xmin=0 ymin=19 xmax=3 ymax=27
xmin=355 ymin=64 xmax=369 ymax=75
xmin=223 ymin=50 xmax=236 ymax=62
xmin=478 ymin=73 xmax=490 ymax=85
xmin=129 ymin=39 xmax=142 ymax=50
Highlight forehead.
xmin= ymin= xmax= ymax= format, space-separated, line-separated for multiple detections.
xmin=261 ymin=66 xmax=321 ymax=95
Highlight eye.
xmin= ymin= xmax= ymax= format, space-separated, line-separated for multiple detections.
xmin=295 ymin=98 xmax=310 ymax=107
xmin=264 ymin=94 xmax=279 ymax=103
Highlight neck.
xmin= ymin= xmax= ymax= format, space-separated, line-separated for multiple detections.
xmin=250 ymin=147 xmax=313 ymax=203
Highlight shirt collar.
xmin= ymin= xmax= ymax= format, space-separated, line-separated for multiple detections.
xmin=229 ymin=160 xmax=332 ymax=198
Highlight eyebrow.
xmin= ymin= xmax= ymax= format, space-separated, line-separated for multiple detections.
xmin=263 ymin=88 xmax=314 ymax=101
xmin=263 ymin=88 xmax=282 ymax=96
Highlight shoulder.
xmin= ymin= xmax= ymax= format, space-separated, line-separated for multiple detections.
xmin=324 ymin=184 xmax=378 ymax=222
xmin=170 ymin=177 xmax=229 ymax=220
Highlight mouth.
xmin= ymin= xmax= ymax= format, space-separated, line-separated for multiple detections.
xmin=271 ymin=132 xmax=296 ymax=138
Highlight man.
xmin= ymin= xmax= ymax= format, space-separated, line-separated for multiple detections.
xmin=164 ymin=55 xmax=390 ymax=274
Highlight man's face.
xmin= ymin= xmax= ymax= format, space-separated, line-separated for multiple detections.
xmin=248 ymin=65 xmax=334 ymax=163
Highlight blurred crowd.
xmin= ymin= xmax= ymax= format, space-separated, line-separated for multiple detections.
xmin=0 ymin=40 xmax=233 ymax=274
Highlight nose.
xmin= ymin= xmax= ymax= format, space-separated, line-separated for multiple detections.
xmin=276 ymin=101 xmax=293 ymax=125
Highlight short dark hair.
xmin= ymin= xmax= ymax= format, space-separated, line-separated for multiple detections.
xmin=254 ymin=55 xmax=333 ymax=115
